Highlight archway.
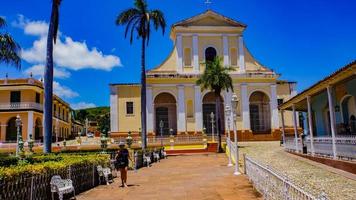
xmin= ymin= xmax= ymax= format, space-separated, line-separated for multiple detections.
xmin=34 ymin=118 xmax=42 ymax=141
xmin=340 ymin=95 xmax=356 ymax=134
xmin=202 ymin=92 xmax=224 ymax=134
xmin=249 ymin=91 xmax=271 ymax=133
xmin=154 ymin=93 xmax=177 ymax=135
xmin=6 ymin=117 xmax=20 ymax=142
xmin=205 ymin=47 xmax=217 ymax=62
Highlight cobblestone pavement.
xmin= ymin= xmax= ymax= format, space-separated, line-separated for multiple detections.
xmin=77 ymin=153 xmax=261 ymax=200
xmin=238 ymin=141 xmax=356 ymax=200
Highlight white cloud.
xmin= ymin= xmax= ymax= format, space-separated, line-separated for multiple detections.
xmin=12 ymin=14 xmax=48 ymax=36
xmin=71 ymin=102 xmax=96 ymax=110
xmin=15 ymin=16 xmax=122 ymax=71
xmin=24 ymin=64 xmax=71 ymax=79
xmin=53 ymin=81 xmax=78 ymax=99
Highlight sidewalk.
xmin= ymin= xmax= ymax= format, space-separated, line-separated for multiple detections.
xmin=77 ymin=154 xmax=261 ymax=200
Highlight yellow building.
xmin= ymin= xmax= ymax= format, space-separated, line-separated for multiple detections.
xmin=0 ymin=77 xmax=72 ymax=143
xmin=110 ymin=10 xmax=296 ymax=141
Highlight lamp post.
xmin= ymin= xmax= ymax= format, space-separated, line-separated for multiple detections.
xmin=15 ymin=115 xmax=22 ymax=157
xmin=159 ymin=120 xmax=164 ymax=147
xmin=231 ymin=93 xmax=241 ymax=175
xmin=210 ymin=112 xmax=215 ymax=142
xmin=225 ymin=105 xmax=233 ymax=167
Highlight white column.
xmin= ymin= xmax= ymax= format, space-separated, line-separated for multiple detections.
xmin=146 ymin=86 xmax=154 ymax=133
xmin=176 ymin=34 xmax=183 ymax=73
xmin=292 ymin=104 xmax=299 ymax=152
xmin=194 ymin=86 xmax=203 ymax=132
xmin=327 ymin=86 xmax=337 ymax=159
xmin=224 ymin=91 xmax=233 ymax=130
xmin=177 ymin=86 xmax=186 ymax=133
xmin=307 ymin=96 xmax=315 ymax=156
xmin=238 ymin=36 xmax=246 ymax=73
xmin=28 ymin=111 xmax=34 ymax=139
xmin=270 ymin=84 xmax=280 ymax=129
xmin=193 ymin=35 xmax=199 ymax=73
xmin=241 ymin=84 xmax=250 ymax=130
xmin=281 ymin=109 xmax=286 ymax=146
xmin=110 ymin=86 xmax=118 ymax=132
xmin=223 ymin=35 xmax=229 ymax=67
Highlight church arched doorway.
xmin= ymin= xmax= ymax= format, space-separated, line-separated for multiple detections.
xmin=202 ymin=92 xmax=225 ymax=135
xmin=154 ymin=93 xmax=177 ymax=135
xmin=249 ymin=91 xmax=271 ymax=133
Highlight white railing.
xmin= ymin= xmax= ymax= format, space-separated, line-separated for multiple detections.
xmin=245 ymin=156 xmax=328 ymax=200
xmin=284 ymin=136 xmax=356 ymax=160
xmin=0 ymin=102 xmax=43 ymax=111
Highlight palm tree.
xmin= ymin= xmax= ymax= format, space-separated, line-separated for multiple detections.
xmin=0 ymin=17 xmax=21 ymax=68
xmin=116 ymin=0 xmax=166 ymax=149
xmin=43 ymin=0 xmax=62 ymax=153
xmin=196 ymin=57 xmax=234 ymax=152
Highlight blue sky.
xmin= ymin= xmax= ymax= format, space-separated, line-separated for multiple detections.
xmin=1 ymin=0 xmax=356 ymax=109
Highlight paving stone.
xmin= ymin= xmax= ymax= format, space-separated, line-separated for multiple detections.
xmin=77 ymin=153 xmax=261 ymax=200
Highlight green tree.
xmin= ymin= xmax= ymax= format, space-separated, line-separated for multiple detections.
xmin=196 ymin=57 xmax=234 ymax=152
xmin=116 ymin=0 xmax=166 ymax=149
xmin=0 ymin=17 xmax=21 ymax=68
xmin=43 ymin=0 xmax=62 ymax=153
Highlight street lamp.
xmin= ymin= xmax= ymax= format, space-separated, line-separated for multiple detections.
xmin=15 ymin=115 xmax=22 ymax=157
xmin=159 ymin=120 xmax=164 ymax=147
xmin=210 ymin=112 xmax=215 ymax=142
xmin=231 ymin=93 xmax=241 ymax=175
xmin=225 ymin=105 xmax=233 ymax=167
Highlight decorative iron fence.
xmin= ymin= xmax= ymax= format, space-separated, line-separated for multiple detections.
xmin=244 ymin=156 xmax=328 ymax=200
xmin=284 ymin=136 xmax=356 ymax=160
xmin=0 ymin=164 xmax=100 ymax=200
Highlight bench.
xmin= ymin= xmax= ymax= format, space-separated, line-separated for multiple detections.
xmin=97 ymin=165 xmax=113 ymax=185
xmin=161 ymin=149 xmax=167 ymax=159
xmin=143 ymin=153 xmax=151 ymax=167
xmin=153 ymin=151 xmax=160 ymax=162
xmin=50 ymin=175 xmax=75 ymax=200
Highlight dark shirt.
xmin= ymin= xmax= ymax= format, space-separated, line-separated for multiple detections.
xmin=116 ymin=148 xmax=129 ymax=168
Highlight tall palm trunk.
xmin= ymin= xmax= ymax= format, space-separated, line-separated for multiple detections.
xmin=43 ymin=3 xmax=56 ymax=153
xmin=141 ymin=37 xmax=147 ymax=149
xmin=215 ymin=91 xmax=223 ymax=153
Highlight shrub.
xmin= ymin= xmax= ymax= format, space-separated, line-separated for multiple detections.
xmin=0 ymin=154 xmax=110 ymax=180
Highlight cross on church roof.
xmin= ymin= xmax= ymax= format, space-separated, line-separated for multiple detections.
xmin=204 ymin=0 xmax=212 ymax=9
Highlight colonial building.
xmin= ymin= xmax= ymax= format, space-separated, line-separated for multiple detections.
xmin=0 ymin=77 xmax=73 ymax=142
xmin=110 ymin=10 xmax=297 ymax=140
xmin=280 ymin=60 xmax=356 ymax=158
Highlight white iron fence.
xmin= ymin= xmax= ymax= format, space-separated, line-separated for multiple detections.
xmin=245 ymin=156 xmax=328 ymax=200
xmin=284 ymin=136 xmax=356 ymax=160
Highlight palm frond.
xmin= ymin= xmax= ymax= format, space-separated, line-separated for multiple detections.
xmin=116 ymin=8 xmax=140 ymax=25
xmin=196 ymin=56 xmax=234 ymax=93
xmin=0 ymin=34 xmax=21 ymax=68
xmin=135 ymin=0 xmax=147 ymax=13
xmin=0 ymin=17 xmax=6 ymax=29
xmin=150 ymin=10 xmax=166 ymax=34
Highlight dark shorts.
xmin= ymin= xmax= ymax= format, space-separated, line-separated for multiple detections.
xmin=116 ymin=162 xmax=128 ymax=170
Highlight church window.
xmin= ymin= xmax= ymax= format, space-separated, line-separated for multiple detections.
xmin=184 ymin=48 xmax=192 ymax=66
xmin=205 ymin=47 xmax=217 ymax=62
xmin=230 ymin=48 xmax=237 ymax=66
xmin=186 ymin=100 xmax=194 ymax=118
xmin=126 ymin=102 xmax=134 ymax=115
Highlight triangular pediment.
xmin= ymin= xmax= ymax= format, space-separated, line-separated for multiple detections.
xmin=173 ymin=10 xmax=246 ymax=27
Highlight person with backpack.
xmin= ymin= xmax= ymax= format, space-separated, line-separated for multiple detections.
xmin=115 ymin=141 xmax=132 ymax=187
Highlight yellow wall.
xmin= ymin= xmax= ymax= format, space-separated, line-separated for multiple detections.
xmin=118 ymin=85 xmax=141 ymax=132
